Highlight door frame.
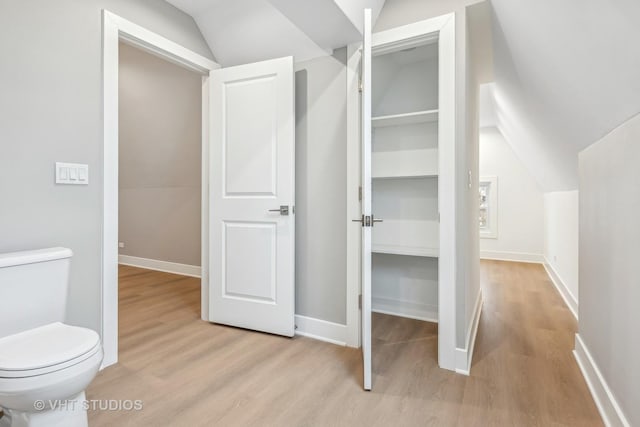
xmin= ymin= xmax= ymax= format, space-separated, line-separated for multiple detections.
xmin=345 ymin=13 xmax=458 ymax=371
xmin=101 ymin=10 xmax=219 ymax=368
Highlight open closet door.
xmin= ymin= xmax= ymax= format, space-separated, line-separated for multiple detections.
xmin=209 ymin=56 xmax=295 ymax=337
xmin=360 ymin=8 xmax=373 ymax=391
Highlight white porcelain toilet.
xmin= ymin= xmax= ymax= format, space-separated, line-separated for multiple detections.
xmin=0 ymin=248 xmax=103 ymax=427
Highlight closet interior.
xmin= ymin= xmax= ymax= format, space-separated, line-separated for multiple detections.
xmin=371 ymin=42 xmax=440 ymax=327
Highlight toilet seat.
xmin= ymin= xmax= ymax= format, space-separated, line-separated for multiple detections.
xmin=0 ymin=323 xmax=101 ymax=378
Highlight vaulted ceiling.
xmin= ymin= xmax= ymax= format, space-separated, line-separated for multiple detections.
xmin=167 ymin=0 xmax=640 ymax=192
xmin=166 ymin=0 xmax=386 ymax=66
xmin=487 ymin=0 xmax=640 ymax=191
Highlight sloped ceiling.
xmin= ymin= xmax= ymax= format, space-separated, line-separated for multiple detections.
xmin=489 ymin=0 xmax=640 ymax=191
xmin=167 ymin=0 xmax=640 ymax=191
xmin=166 ymin=0 xmax=386 ymax=66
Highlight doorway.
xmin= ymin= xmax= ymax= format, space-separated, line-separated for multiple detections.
xmin=102 ymin=11 xmax=218 ymax=367
xmin=116 ymin=40 xmax=203 ymax=355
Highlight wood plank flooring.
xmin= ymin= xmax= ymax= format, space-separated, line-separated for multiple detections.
xmin=86 ymin=261 xmax=602 ymax=426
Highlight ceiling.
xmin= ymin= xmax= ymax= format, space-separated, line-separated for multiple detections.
xmin=488 ymin=0 xmax=640 ymax=191
xmin=166 ymin=0 xmax=386 ymax=66
xmin=167 ymin=0 xmax=640 ymax=192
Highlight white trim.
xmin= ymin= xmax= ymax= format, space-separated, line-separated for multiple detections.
xmin=118 ymin=255 xmax=201 ymax=278
xmin=372 ymin=14 xmax=451 ymax=50
xmin=479 ymin=176 xmax=498 ymax=239
xmin=543 ymin=259 xmax=578 ymax=320
xmin=436 ymin=13 xmax=458 ymax=372
xmin=455 ymin=289 xmax=483 ymax=375
xmin=102 ymin=10 xmax=219 ymax=368
xmin=372 ymin=297 xmax=438 ymax=323
xmin=345 ymin=42 xmax=362 ymax=349
xmin=480 ymin=250 xmax=544 ymax=264
xmin=574 ymin=334 xmax=630 ymax=427
xmin=200 ymin=76 xmax=211 ymax=322
xmin=345 ymin=13 xmax=458 ymax=372
xmin=294 ymin=315 xmax=348 ymax=347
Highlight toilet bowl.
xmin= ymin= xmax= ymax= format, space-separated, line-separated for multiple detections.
xmin=0 ymin=248 xmax=104 ymax=427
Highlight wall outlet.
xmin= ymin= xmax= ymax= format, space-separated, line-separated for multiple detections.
xmin=118 ymin=242 xmax=125 ymax=248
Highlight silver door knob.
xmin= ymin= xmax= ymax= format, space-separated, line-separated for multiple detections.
xmin=351 ymin=215 xmax=383 ymax=227
xmin=268 ymin=205 xmax=289 ymax=216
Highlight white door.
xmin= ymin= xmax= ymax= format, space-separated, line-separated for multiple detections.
xmin=209 ymin=56 xmax=295 ymax=337
xmin=360 ymin=9 xmax=373 ymax=391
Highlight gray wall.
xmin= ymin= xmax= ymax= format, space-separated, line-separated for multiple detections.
xmin=579 ymin=112 xmax=640 ymax=425
xmin=295 ymin=49 xmax=348 ymax=324
xmin=0 ymin=1 xmax=212 ymax=334
xmin=118 ymin=43 xmax=201 ymax=267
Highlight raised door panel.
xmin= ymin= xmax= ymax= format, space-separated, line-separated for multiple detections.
xmin=223 ymin=75 xmax=277 ymax=197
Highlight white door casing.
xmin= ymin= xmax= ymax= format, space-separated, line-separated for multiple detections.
xmin=209 ymin=56 xmax=295 ymax=337
xmin=102 ymin=10 xmax=219 ymax=368
xmin=346 ymin=13 xmax=458 ymax=375
xmin=361 ymin=8 xmax=373 ymax=391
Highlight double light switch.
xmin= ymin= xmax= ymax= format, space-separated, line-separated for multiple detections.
xmin=56 ymin=162 xmax=89 ymax=185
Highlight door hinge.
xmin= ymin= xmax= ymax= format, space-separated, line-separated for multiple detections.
xmin=358 ymin=186 xmax=362 ymax=201
xmin=359 ymin=79 xmax=363 ymax=93
xmin=358 ymin=294 xmax=362 ymax=309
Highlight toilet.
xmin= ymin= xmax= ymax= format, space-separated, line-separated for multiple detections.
xmin=0 ymin=248 xmax=103 ymax=427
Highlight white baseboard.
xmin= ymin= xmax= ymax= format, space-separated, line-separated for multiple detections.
xmin=118 ymin=255 xmax=201 ymax=278
xmin=455 ymin=289 xmax=483 ymax=375
xmin=294 ymin=315 xmax=348 ymax=346
xmin=574 ymin=334 xmax=630 ymax=427
xmin=543 ymin=259 xmax=578 ymax=320
xmin=480 ymin=250 xmax=544 ymax=264
xmin=372 ymin=296 xmax=438 ymax=323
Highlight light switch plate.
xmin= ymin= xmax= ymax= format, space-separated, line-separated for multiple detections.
xmin=56 ymin=162 xmax=89 ymax=185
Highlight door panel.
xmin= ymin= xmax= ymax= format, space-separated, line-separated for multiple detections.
xmin=361 ymin=8 xmax=373 ymax=391
xmin=223 ymin=221 xmax=276 ymax=302
xmin=210 ymin=56 xmax=295 ymax=337
xmin=223 ymin=75 xmax=277 ymax=197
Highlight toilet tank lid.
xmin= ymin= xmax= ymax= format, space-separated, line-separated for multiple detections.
xmin=0 ymin=247 xmax=72 ymax=268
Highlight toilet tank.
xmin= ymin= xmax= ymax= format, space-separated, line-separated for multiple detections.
xmin=0 ymin=247 xmax=73 ymax=339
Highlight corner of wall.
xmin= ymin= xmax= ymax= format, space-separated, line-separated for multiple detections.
xmin=455 ymin=288 xmax=483 ymax=375
xmin=574 ymin=334 xmax=631 ymax=427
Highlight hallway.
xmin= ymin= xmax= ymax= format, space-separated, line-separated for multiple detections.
xmin=87 ymin=261 xmax=601 ymax=426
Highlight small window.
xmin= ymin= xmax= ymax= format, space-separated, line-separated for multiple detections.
xmin=479 ymin=176 xmax=497 ymax=239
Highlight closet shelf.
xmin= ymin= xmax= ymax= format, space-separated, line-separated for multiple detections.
xmin=372 ymin=110 xmax=438 ymax=127
xmin=372 ymin=244 xmax=439 ymax=258
xmin=372 ymin=173 xmax=437 ymax=180
xmin=372 ymin=220 xmax=439 ymax=258
xmin=372 ymin=148 xmax=438 ymax=179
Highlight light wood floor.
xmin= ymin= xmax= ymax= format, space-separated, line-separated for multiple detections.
xmin=87 ymin=261 xmax=602 ymax=426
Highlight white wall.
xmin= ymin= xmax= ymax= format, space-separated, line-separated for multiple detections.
xmin=0 ymin=1 xmax=211 ymax=334
xmin=479 ymin=127 xmax=544 ymax=262
xmin=543 ymin=191 xmax=579 ymax=314
xmin=578 ymin=112 xmax=640 ymax=426
xmin=294 ymin=49 xmax=348 ymax=324
xmin=118 ymin=42 xmax=202 ymax=267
